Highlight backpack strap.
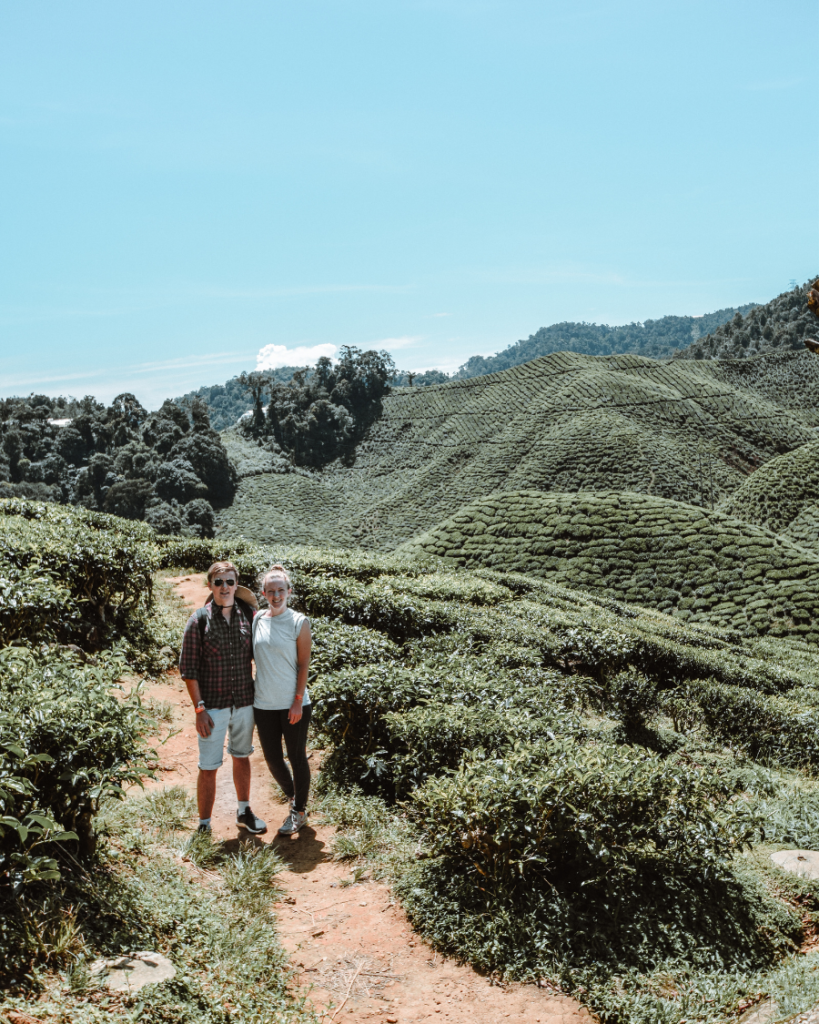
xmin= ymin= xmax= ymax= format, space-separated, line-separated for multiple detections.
xmin=196 ymin=605 xmax=210 ymax=644
xmin=198 ymin=597 xmax=256 ymax=645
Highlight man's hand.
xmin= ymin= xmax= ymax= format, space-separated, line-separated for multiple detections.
xmin=288 ymin=701 xmax=303 ymax=725
xmin=196 ymin=710 xmax=215 ymax=737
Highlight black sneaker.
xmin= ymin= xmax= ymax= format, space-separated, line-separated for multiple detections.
xmin=197 ymin=822 xmax=212 ymax=834
xmin=237 ymin=807 xmax=267 ymax=835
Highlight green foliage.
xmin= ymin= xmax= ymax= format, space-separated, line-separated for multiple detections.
xmin=220 ymin=348 xmax=819 ymax=553
xmin=0 ymin=563 xmax=71 ymax=646
xmin=0 ymin=392 xmax=235 ymax=536
xmin=174 ymin=365 xmax=303 ymax=432
xmin=699 ymin=680 xmax=819 ymax=767
xmin=309 ymin=617 xmax=401 ymax=675
xmin=0 ymin=646 xmax=149 ymax=891
xmin=0 ymin=499 xmax=157 ymax=648
xmin=719 ymin=438 xmax=819 ymax=537
xmin=410 ymin=743 xmax=754 ymax=888
xmin=454 ymin=302 xmax=758 ymax=377
xmin=238 ymin=346 xmax=396 ymax=468
xmin=400 ymin=489 xmax=819 ymax=643
xmin=681 ymin=277 xmax=818 ymax=360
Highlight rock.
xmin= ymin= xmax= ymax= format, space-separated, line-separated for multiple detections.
xmin=770 ymin=849 xmax=819 ymax=880
xmin=90 ymin=951 xmax=176 ymax=993
xmin=738 ymin=999 xmax=778 ymax=1023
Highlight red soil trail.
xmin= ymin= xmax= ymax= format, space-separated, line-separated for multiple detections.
xmin=138 ymin=574 xmax=593 ymax=1024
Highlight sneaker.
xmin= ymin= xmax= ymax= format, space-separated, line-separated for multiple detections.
xmin=278 ymin=809 xmax=308 ymax=835
xmin=236 ymin=807 xmax=268 ymax=835
xmin=197 ymin=822 xmax=212 ymax=834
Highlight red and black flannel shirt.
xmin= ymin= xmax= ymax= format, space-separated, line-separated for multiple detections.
xmin=179 ymin=602 xmax=254 ymax=710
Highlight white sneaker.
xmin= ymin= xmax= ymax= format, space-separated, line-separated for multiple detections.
xmin=278 ymin=809 xmax=308 ymax=835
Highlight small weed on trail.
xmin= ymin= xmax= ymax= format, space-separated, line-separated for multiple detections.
xmin=315 ymin=786 xmax=417 ymax=881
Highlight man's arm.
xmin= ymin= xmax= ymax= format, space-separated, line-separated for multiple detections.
xmin=179 ymin=612 xmax=213 ymax=737
xmin=182 ymin=676 xmax=214 ymax=738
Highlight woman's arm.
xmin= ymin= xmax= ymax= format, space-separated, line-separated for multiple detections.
xmin=289 ymin=619 xmax=312 ymax=725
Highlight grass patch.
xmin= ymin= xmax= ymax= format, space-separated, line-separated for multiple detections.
xmin=0 ymin=788 xmax=314 ymax=1023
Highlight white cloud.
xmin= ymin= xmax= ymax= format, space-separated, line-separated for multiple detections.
xmin=371 ymin=335 xmax=423 ymax=352
xmin=255 ymin=343 xmax=337 ymax=371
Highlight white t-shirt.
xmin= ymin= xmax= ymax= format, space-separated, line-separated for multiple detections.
xmin=252 ymin=608 xmax=311 ymax=711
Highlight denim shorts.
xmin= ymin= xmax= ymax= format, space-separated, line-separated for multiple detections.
xmin=197 ymin=705 xmax=255 ymax=771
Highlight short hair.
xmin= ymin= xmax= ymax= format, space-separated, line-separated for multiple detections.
xmin=207 ymin=561 xmax=239 ymax=583
xmin=261 ymin=564 xmax=292 ymax=590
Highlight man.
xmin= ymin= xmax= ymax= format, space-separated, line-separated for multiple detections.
xmin=179 ymin=560 xmax=267 ymax=835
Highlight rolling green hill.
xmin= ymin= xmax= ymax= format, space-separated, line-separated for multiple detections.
xmin=717 ymin=440 xmax=819 ymax=556
xmin=397 ymin=489 xmax=819 ymax=642
xmin=218 ymin=348 xmax=819 ymax=551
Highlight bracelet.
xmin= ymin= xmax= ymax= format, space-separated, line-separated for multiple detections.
xmin=195 ymin=706 xmax=206 ymax=714
xmin=293 ymin=694 xmax=303 ymax=702
xmin=195 ymin=701 xmax=206 ymax=714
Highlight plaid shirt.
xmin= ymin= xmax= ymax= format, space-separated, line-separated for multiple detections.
xmin=179 ymin=602 xmax=254 ymax=710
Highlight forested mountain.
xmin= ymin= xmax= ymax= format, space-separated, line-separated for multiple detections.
xmin=676 ymin=278 xmax=818 ymax=361
xmin=453 ymin=304 xmax=757 ymax=379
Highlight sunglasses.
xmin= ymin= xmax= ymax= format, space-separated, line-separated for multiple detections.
xmin=213 ymin=578 xmax=237 ymax=588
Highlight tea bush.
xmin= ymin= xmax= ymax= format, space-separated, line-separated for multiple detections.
xmin=0 ymin=564 xmax=71 ymax=647
xmin=399 ymin=489 xmax=819 ymax=643
xmin=219 ymin=347 xmax=819 ymax=551
xmin=0 ymin=647 xmax=150 ymax=871
xmin=0 ymin=499 xmax=156 ymax=648
xmin=409 ymin=743 xmax=754 ymax=887
xmin=699 ymin=680 xmax=819 ymax=767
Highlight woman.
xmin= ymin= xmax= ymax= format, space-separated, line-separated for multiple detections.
xmin=253 ymin=565 xmax=313 ymax=835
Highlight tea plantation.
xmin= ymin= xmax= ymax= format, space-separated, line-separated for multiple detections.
xmin=8 ymin=449 xmax=819 ymax=1018
xmin=218 ymin=348 xmax=819 ymax=552
xmin=398 ymin=489 xmax=819 ymax=642
xmin=160 ymin=535 xmax=819 ymax=1020
xmin=718 ymin=439 xmax=819 ymax=537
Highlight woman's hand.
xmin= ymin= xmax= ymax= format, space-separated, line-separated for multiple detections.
xmin=196 ymin=711 xmax=215 ymax=737
xmin=288 ymin=701 xmax=303 ymax=725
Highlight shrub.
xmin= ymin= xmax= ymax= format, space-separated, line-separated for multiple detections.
xmin=409 ymin=743 xmax=755 ymax=888
xmin=182 ymin=497 xmax=216 ymax=538
xmin=293 ymin=575 xmax=458 ymax=641
xmin=0 ymin=564 xmax=72 ymax=647
xmin=0 ymin=500 xmax=157 ymax=648
xmin=0 ymin=646 xmax=150 ymax=881
xmin=699 ymin=680 xmax=819 ymax=767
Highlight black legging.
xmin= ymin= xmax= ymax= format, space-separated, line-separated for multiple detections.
xmin=253 ymin=705 xmax=312 ymax=813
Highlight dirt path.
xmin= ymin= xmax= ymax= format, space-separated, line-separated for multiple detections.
xmin=140 ymin=575 xmax=593 ymax=1024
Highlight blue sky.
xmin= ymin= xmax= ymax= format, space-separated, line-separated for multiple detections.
xmin=1 ymin=0 xmax=816 ymax=408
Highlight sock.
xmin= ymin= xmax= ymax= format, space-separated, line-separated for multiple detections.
xmin=199 ymin=818 xmax=211 ymax=828
xmin=237 ymin=801 xmax=250 ymax=815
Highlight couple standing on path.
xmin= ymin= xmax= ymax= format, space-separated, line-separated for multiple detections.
xmin=178 ymin=560 xmax=312 ymax=837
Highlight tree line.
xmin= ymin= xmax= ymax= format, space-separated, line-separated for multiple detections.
xmin=0 ymin=393 xmax=236 ymax=536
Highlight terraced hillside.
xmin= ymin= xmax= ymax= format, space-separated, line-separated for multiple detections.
xmin=219 ymin=348 xmax=819 ymax=551
xmin=398 ymin=489 xmax=819 ymax=642
xmin=718 ymin=440 xmax=819 ymax=554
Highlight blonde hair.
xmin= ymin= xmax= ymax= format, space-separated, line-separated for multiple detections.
xmin=261 ymin=564 xmax=292 ymax=590
xmin=207 ymin=560 xmax=239 ymax=583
